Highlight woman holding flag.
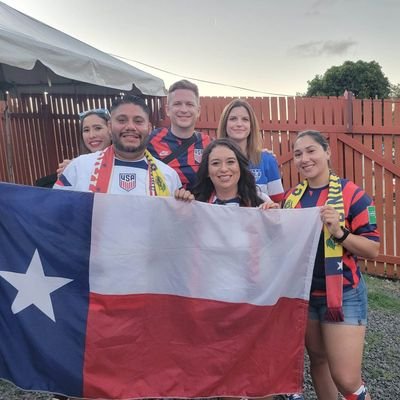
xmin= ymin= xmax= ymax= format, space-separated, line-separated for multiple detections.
xmin=175 ymin=138 xmax=278 ymax=209
xmin=283 ymin=130 xmax=380 ymax=400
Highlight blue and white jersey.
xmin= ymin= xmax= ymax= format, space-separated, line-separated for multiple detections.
xmin=249 ymin=151 xmax=284 ymax=202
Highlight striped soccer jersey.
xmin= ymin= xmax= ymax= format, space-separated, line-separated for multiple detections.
xmin=148 ymin=128 xmax=211 ymax=190
xmin=284 ymin=178 xmax=379 ymax=292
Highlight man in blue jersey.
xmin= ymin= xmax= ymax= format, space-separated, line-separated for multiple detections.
xmin=148 ymin=80 xmax=211 ymax=190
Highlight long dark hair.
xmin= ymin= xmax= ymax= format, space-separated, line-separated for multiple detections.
xmin=193 ymin=138 xmax=264 ymax=207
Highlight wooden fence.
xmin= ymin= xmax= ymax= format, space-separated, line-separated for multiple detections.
xmin=0 ymin=94 xmax=164 ymax=185
xmin=1 ymin=93 xmax=399 ymax=279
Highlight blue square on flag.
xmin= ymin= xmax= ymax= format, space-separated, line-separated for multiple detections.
xmin=0 ymin=183 xmax=93 ymax=397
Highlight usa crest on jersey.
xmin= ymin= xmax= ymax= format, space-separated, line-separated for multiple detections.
xmin=250 ymin=168 xmax=262 ymax=181
xmin=119 ymin=173 xmax=136 ymax=191
xmin=194 ymin=148 xmax=203 ymax=164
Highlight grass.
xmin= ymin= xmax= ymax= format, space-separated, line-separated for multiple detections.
xmin=359 ymin=274 xmax=400 ymax=389
xmin=364 ymin=274 xmax=400 ymax=312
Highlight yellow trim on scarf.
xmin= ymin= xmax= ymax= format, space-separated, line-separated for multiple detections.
xmin=144 ymin=150 xmax=170 ymax=197
xmin=284 ymin=173 xmax=346 ymax=321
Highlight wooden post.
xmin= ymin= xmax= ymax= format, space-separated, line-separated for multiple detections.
xmin=1 ymin=97 xmax=15 ymax=182
xmin=40 ymin=102 xmax=58 ymax=173
xmin=346 ymin=91 xmax=353 ymax=133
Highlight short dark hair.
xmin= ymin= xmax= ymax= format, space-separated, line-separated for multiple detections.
xmin=193 ymin=138 xmax=264 ymax=207
xmin=110 ymin=95 xmax=150 ymax=117
xmin=168 ymin=80 xmax=199 ymax=99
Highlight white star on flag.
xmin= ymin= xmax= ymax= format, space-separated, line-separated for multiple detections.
xmin=0 ymin=249 xmax=73 ymax=322
xmin=337 ymin=261 xmax=343 ymax=271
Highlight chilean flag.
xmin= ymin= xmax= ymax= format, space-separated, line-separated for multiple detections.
xmin=0 ymin=183 xmax=322 ymax=399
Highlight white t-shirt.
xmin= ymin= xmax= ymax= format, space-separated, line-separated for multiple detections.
xmin=53 ymin=151 xmax=182 ymax=195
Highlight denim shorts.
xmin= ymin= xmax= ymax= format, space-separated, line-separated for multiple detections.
xmin=308 ymin=275 xmax=368 ymax=325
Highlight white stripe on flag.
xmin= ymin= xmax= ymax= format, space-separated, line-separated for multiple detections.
xmin=89 ymin=194 xmax=322 ymax=306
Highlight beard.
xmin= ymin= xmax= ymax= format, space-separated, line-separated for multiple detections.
xmin=112 ymin=132 xmax=149 ymax=155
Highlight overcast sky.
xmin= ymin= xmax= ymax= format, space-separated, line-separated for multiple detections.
xmin=2 ymin=0 xmax=400 ymax=96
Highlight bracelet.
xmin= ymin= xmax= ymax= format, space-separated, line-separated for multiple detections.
xmin=333 ymin=226 xmax=351 ymax=244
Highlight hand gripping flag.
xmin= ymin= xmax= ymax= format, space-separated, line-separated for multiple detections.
xmin=0 ymin=183 xmax=322 ymax=399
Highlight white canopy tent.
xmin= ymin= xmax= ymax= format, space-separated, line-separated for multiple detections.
xmin=0 ymin=1 xmax=166 ymax=97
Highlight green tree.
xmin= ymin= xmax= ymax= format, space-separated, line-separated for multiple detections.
xmin=389 ymin=83 xmax=400 ymax=98
xmin=306 ymin=60 xmax=391 ymax=99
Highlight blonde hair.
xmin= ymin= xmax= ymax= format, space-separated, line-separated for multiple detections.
xmin=217 ymin=99 xmax=262 ymax=164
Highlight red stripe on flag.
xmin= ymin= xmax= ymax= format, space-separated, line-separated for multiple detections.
xmin=83 ymin=293 xmax=307 ymax=399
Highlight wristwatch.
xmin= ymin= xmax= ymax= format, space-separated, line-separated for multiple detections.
xmin=333 ymin=226 xmax=351 ymax=244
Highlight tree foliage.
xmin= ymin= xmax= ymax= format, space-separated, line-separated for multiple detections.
xmin=306 ymin=60 xmax=391 ymax=99
xmin=390 ymin=83 xmax=400 ymax=98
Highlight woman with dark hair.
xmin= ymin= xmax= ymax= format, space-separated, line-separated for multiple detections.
xmin=217 ymin=99 xmax=284 ymax=203
xmin=176 ymin=139 xmax=277 ymax=400
xmin=56 ymin=108 xmax=112 ymax=176
xmin=193 ymin=138 xmax=267 ymax=206
xmin=284 ymin=130 xmax=380 ymax=400
xmin=35 ymin=108 xmax=112 ymax=188
xmin=176 ymin=138 xmax=277 ymax=209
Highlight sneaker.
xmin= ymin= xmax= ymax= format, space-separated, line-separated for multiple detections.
xmin=287 ymin=394 xmax=305 ymax=400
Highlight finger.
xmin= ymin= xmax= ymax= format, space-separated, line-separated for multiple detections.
xmin=174 ymin=189 xmax=184 ymax=199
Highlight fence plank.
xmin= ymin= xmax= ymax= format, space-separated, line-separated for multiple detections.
xmin=296 ymin=97 xmax=305 ymax=127
xmin=305 ymin=98 xmax=314 ymax=126
xmin=353 ymin=134 xmax=363 ymax=189
xmin=270 ymin=97 xmax=279 ymax=127
xmin=352 ymin=99 xmax=362 ymax=128
xmin=279 ymin=97 xmax=287 ymax=127
xmin=260 ymin=97 xmax=271 ymax=128
xmin=383 ymin=100 xmax=393 ymax=127
xmin=373 ymin=99 xmax=383 ymax=128
xmin=287 ymin=97 xmax=296 ymax=127
xmin=374 ymin=165 xmax=385 ymax=273
xmin=344 ymin=134 xmax=354 ymax=182
xmin=363 ymin=100 xmax=372 ymax=128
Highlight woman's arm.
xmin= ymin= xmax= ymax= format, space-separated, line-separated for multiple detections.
xmin=320 ymin=205 xmax=380 ymax=259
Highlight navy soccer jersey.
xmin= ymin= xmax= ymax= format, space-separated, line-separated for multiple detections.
xmin=284 ymin=179 xmax=379 ymax=293
xmin=148 ymin=128 xmax=211 ymax=190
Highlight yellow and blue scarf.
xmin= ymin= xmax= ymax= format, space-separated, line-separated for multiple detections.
xmin=284 ymin=173 xmax=345 ymax=322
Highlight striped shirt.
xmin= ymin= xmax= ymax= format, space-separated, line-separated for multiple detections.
xmin=284 ymin=178 xmax=379 ymax=292
xmin=148 ymin=128 xmax=211 ymax=191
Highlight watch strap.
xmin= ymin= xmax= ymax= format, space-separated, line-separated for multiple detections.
xmin=333 ymin=226 xmax=350 ymax=244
